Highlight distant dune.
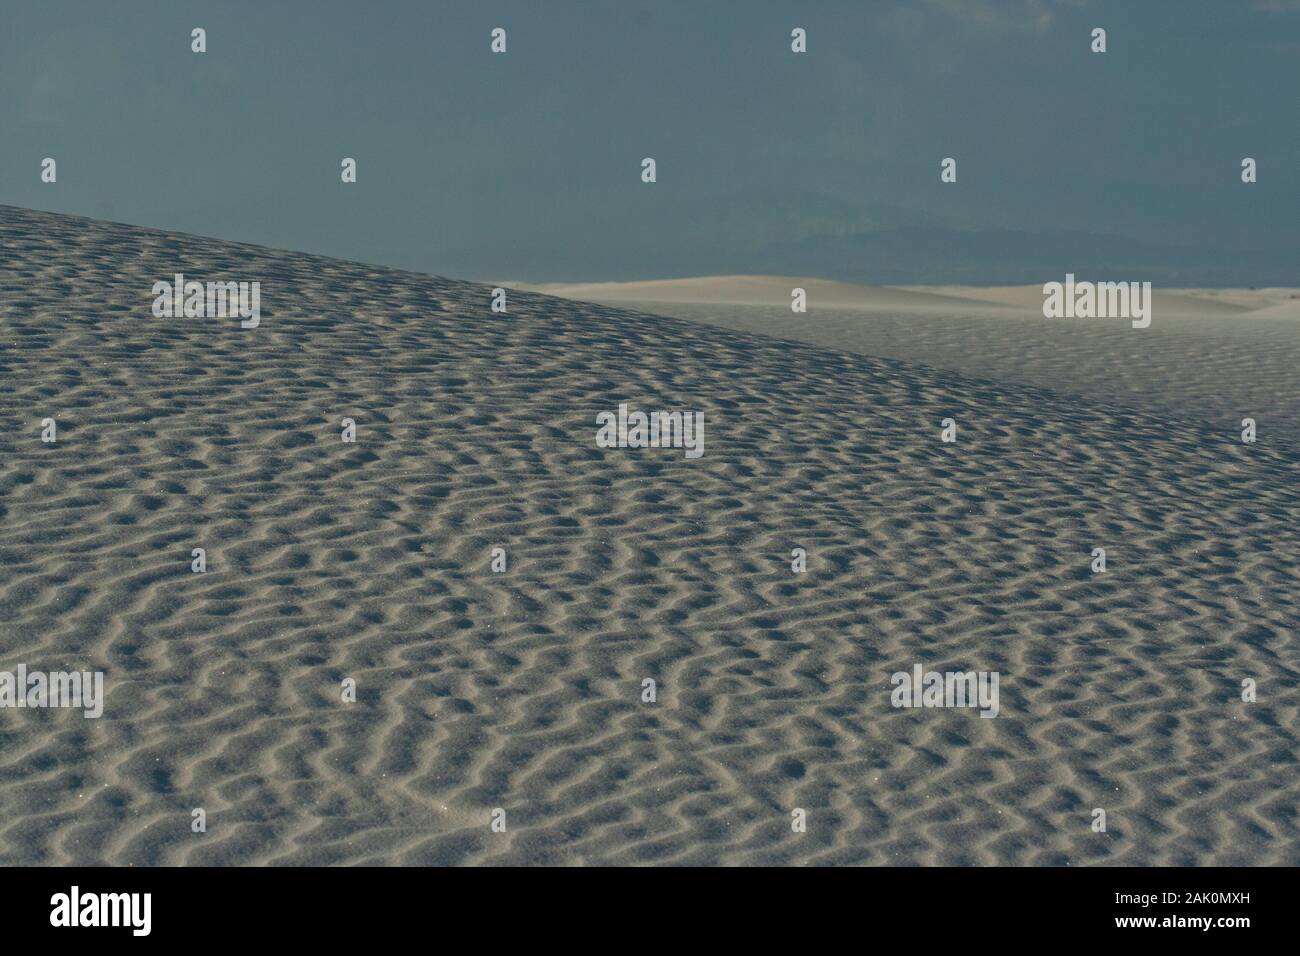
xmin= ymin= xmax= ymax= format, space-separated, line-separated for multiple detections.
xmin=524 ymin=275 xmax=1300 ymax=445
xmin=2 ymin=208 xmax=1297 ymax=866
xmin=522 ymin=275 xmax=1298 ymax=318
xmin=895 ymin=284 xmax=1264 ymax=318
xmin=519 ymin=276 xmax=1009 ymax=312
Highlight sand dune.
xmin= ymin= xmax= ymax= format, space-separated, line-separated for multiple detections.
xmin=1175 ymin=288 xmax=1300 ymax=314
xmin=532 ymin=277 xmax=1300 ymax=445
xmin=520 ymin=275 xmax=1012 ymax=312
xmin=896 ymin=284 xmax=1261 ymax=318
xmin=2 ymin=207 xmax=1297 ymax=866
xmin=522 ymin=275 xmax=1290 ymax=319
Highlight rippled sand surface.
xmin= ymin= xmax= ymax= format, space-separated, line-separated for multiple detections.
xmin=1 ymin=207 xmax=1296 ymax=865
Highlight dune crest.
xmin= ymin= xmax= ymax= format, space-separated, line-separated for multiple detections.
xmin=519 ymin=274 xmax=1298 ymax=319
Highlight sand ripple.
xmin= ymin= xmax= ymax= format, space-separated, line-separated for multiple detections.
xmin=0 ymin=206 xmax=1296 ymax=865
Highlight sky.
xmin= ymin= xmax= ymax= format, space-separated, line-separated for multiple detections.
xmin=2 ymin=0 xmax=1297 ymax=284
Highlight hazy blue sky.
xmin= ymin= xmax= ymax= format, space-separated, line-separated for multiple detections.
xmin=2 ymin=0 xmax=1296 ymax=283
